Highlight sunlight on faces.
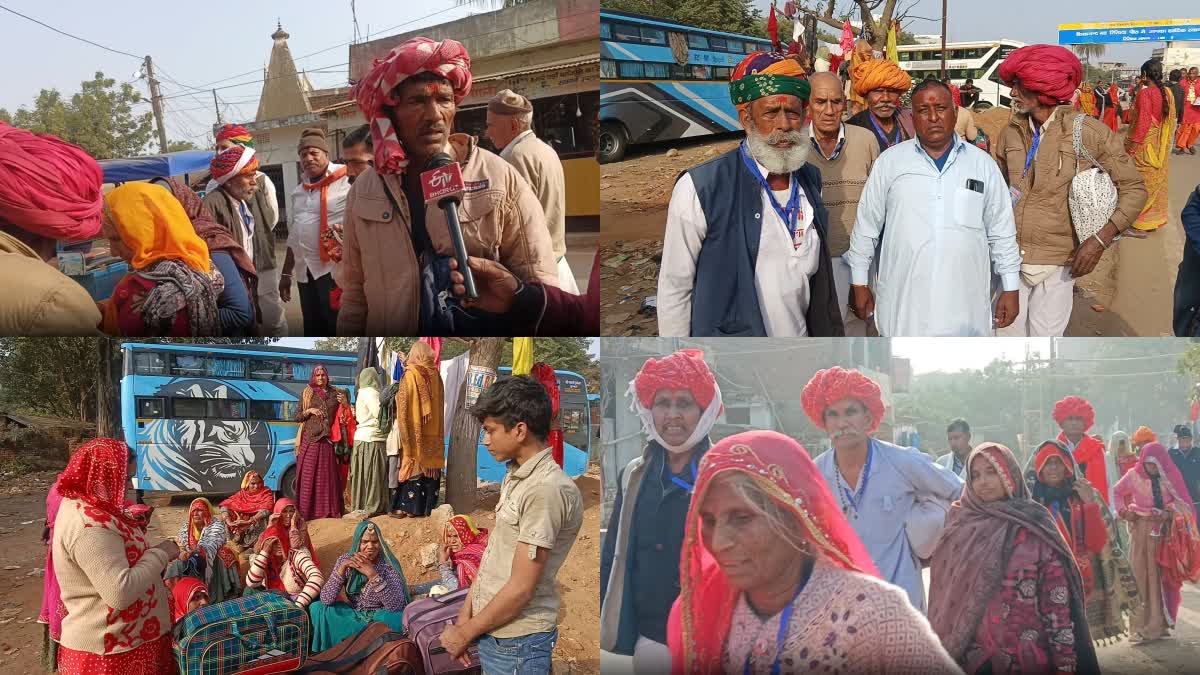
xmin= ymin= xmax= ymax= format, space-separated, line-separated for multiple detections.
xmin=359 ymin=527 xmax=382 ymax=562
xmin=484 ymin=111 xmax=521 ymax=151
xmin=865 ymin=88 xmax=903 ymax=119
xmin=1007 ymin=81 xmax=1040 ymax=115
xmin=808 ymin=73 xmax=847 ymax=137
xmin=389 ymin=76 xmax=456 ymax=164
xmin=1038 ymin=454 xmax=1068 ymax=487
xmin=215 ymin=139 xmax=236 ymax=152
xmin=698 ymin=474 xmax=805 ymax=592
xmin=912 ymin=86 xmax=955 ymax=148
xmin=970 ymin=454 xmax=1007 ymax=503
xmin=444 ymin=524 xmax=463 ymax=553
xmin=823 ymin=397 xmax=873 ymax=451
xmin=282 ymin=505 xmax=296 ymax=528
xmin=313 ymin=367 xmax=328 ymax=387
xmin=190 ymin=509 xmax=206 ymax=526
xmin=101 ymin=216 xmax=135 ymax=263
xmin=651 ymin=389 xmax=701 ymax=448
xmin=299 ymin=147 xmax=329 ymax=179
xmin=247 ymin=474 xmax=262 ymax=491
xmin=342 ymin=143 xmax=373 ymax=181
xmin=481 ymin=416 xmax=526 ymax=464
xmin=224 ymin=171 xmax=257 ymax=202
xmin=740 ymin=95 xmax=810 ymax=175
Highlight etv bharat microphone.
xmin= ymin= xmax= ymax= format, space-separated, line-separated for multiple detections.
xmin=420 ymin=153 xmax=478 ymax=299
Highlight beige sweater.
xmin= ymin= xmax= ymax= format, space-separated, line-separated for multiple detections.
xmin=0 ymin=231 xmax=102 ymax=336
xmin=502 ymin=130 xmax=567 ymax=260
xmin=805 ymin=125 xmax=881 ymax=257
xmin=53 ymin=498 xmax=172 ymax=655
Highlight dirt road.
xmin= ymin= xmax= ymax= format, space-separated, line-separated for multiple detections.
xmin=599 ymin=121 xmax=1183 ymax=336
xmin=0 ymin=467 xmax=601 ymax=674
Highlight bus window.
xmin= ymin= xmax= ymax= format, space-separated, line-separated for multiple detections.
xmin=172 ymin=397 xmax=208 ymax=419
xmin=669 ymin=64 xmax=693 ymax=80
xmin=137 ymin=397 xmax=164 ymax=418
xmin=600 ymin=22 xmax=611 ymax=40
xmin=249 ymin=400 xmax=297 ymax=421
xmin=709 ymin=37 xmax=728 ymax=52
xmin=619 ymin=62 xmax=645 ymax=78
xmin=712 ymin=66 xmax=732 ymax=80
xmin=644 ymin=63 xmax=669 ymax=79
xmin=692 ymin=65 xmax=711 ymax=80
xmin=326 ymin=364 xmax=355 ymax=386
xmin=172 ymin=354 xmax=207 ymax=377
xmin=210 ymin=399 xmax=247 ymax=419
xmin=688 ymin=33 xmax=709 ymax=50
xmin=613 ymin=23 xmax=641 ymax=42
xmin=208 ymin=357 xmax=244 ymax=378
xmin=640 ymin=27 xmax=667 ymax=45
xmin=562 ymin=409 xmax=583 ymax=435
xmin=134 ymin=352 xmax=166 ymax=375
xmin=601 ymin=59 xmax=617 ymax=79
xmin=249 ymin=359 xmax=288 ymax=381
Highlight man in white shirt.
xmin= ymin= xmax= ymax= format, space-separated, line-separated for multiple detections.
xmin=280 ymin=127 xmax=351 ymax=336
xmin=847 ymin=79 xmax=1022 ymax=336
xmin=934 ymin=418 xmax=972 ymax=478
xmin=657 ymin=51 xmax=843 ymax=337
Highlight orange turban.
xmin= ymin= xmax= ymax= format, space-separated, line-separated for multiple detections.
xmin=632 ymin=349 xmax=718 ymax=410
xmin=851 ymin=58 xmax=912 ymax=97
xmin=801 ymin=367 xmax=885 ymax=434
xmin=1132 ymin=426 xmax=1157 ymax=445
xmin=1051 ymin=395 xmax=1094 ymax=431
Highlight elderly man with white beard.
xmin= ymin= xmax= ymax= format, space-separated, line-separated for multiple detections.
xmin=657 ymin=51 xmax=843 ymax=337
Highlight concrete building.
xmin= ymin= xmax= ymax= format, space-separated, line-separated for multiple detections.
xmin=1153 ymin=43 xmax=1200 ymax=70
xmin=599 ymin=338 xmax=895 ymax=522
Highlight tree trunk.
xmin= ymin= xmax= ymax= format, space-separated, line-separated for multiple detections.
xmin=96 ymin=338 xmax=122 ymax=439
xmin=445 ymin=337 xmax=505 ymax=514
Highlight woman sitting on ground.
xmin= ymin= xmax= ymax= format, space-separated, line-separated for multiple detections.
xmin=166 ymin=498 xmax=242 ymax=604
xmin=309 ymin=521 xmax=412 ymax=652
xmin=666 ymin=430 xmax=961 ymax=675
xmin=219 ymin=470 xmax=275 ymax=557
xmin=244 ymin=498 xmax=324 ymax=609
xmin=928 ymin=443 xmax=1100 ymax=674
xmin=414 ymin=515 xmax=490 ymax=596
xmin=170 ymin=577 xmax=210 ymax=624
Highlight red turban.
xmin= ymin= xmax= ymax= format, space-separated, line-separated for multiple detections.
xmin=215 ymin=124 xmax=254 ymax=148
xmin=997 ymin=44 xmax=1082 ymax=106
xmin=0 ymin=122 xmax=104 ymax=241
xmin=801 ymin=367 xmax=886 ymax=434
xmin=633 ymin=349 xmax=717 ymax=410
xmin=1052 ymin=395 xmax=1094 ymax=431
xmin=210 ymin=146 xmax=259 ymax=186
xmin=351 ymin=37 xmax=472 ymax=175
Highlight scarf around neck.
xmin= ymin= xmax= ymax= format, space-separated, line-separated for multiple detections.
xmin=302 ymin=166 xmax=348 ymax=263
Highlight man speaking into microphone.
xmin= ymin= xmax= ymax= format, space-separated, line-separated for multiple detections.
xmin=338 ymin=37 xmax=558 ymax=335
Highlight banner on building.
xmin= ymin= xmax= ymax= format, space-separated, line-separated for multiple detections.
xmin=1059 ymin=18 xmax=1200 ymax=45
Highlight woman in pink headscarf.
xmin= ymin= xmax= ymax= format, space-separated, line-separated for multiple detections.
xmin=1114 ymin=443 xmax=1200 ymax=642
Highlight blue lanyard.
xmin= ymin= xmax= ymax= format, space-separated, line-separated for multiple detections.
xmin=1023 ymin=128 xmax=1041 ymax=178
xmin=868 ymin=113 xmax=903 ymax=148
xmin=668 ymin=456 xmax=699 ymax=493
xmin=742 ymin=565 xmax=809 ymax=675
xmin=739 ymin=143 xmax=802 ymax=242
xmin=839 ymin=440 xmax=873 ymax=515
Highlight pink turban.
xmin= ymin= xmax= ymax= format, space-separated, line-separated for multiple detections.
xmin=997 ymin=44 xmax=1082 ymax=106
xmin=1052 ymin=395 xmax=1095 ymax=431
xmin=0 ymin=123 xmax=104 ymax=241
xmin=633 ymin=349 xmax=718 ymax=410
xmin=801 ymin=367 xmax=886 ymax=434
xmin=351 ymin=37 xmax=472 ymax=175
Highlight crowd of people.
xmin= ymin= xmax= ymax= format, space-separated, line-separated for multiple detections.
xmin=657 ymin=41 xmax=1188 ymax=338
xmin=601 ymin=348 xmax=1200 ymax=674
xmin=0 ymin=36 xmax=600 ymax=338
xmin=37 ymin=366 xmax=583 ymax=675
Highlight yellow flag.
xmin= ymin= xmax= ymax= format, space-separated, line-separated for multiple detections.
xmin=512 ymin=338 xmax=534 ymax=376
xmin=886 ymin=20 xmax=898 ymax=62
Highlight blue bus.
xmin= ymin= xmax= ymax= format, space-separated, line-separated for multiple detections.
xmin=600 ymin=10 xmax=772 ymax=162
xmin=122 ymin=343 xmax=593 ymax=497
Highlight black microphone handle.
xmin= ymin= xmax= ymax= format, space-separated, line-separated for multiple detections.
xmin=439 ymin=197 xmax=478 ymax=299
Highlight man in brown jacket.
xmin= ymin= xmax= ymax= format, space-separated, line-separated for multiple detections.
xmin=338 ymin=38 xmax=557 ymax=336
xmin=993 ymin=45 xmax=1147 ymax=337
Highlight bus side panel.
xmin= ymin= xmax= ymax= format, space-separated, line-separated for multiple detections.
xmin=263 ymin=421 xmax=299 ymax=492
xmin=122 ymin=374 xmax=141 ymax=489
xmin=602 ymin=82 xmax=736 ymax=146
xmin=443 ymin=433 xmax=590 ymax=485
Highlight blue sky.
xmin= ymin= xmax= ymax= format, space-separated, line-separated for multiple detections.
xmin=0 ymin=1 xmax=485 ymax=148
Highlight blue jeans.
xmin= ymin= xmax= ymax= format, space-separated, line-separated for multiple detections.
xmin=476 ymin=629 xmax=557 ymax=674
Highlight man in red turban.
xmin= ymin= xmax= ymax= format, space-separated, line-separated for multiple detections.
xmin=803 ymin=366 xmax=963 ymax=612
xmin=1052 ymin=395 xmax=1110 ymax=506
xmin=0 ymin=123 xmax=104 ymax=334
xmin=602 ymin=348 xmax=721 ymax=668
xmin=993 ymin=45 xmax=1146 ymax=339
xmin=338 ymin=37 xmax=557 ymax=335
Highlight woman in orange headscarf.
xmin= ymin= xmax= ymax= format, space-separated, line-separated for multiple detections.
xmin=165 ymin=498 xmax=242 ymax=604
xmin=389 ymin=341 xmax=445 ymax=519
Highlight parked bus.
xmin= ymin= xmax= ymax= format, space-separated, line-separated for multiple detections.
xmin=600 ymin=10 xmax=773 ymax=162
xmin=122 ymin=343 xmax=592 ymax=498
xmin=895 ymin=40 xmax=1026 ymax=109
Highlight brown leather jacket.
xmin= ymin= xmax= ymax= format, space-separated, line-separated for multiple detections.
xmin=994 ymin=106 xmax=1146 ymax=265
xmin=336 ymin=134 xmax=558 ymax=335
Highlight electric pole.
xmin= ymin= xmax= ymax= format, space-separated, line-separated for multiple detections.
xmin=940 ymin=0 xmax=948 ymax=79
xmin=144 ymin=55 xmax=169 ymax=154
xmin=213 ymin=89 xmax=223 ymax=125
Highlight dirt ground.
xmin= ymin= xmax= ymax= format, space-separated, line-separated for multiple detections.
xmin=599 ymin=108 xmax=1179 ymax=336
xmin=0 ymin=463 xmax=600 ymax=675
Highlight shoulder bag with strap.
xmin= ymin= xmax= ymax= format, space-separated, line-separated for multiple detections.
xmin=1067 ymin=113 xmax=1119 ymax=243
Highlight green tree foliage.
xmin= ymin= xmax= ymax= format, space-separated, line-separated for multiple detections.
xmin=167 ymin=140 xmax=200 ymax=152
xmin=1 ymin=72 xmax=153 ymax=159
xmin=603 ymin=0 xmax=758 ymax=34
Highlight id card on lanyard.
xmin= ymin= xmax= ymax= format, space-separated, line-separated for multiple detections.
xmin=739 ymin=143 xmax=804 ymax=249
xmin=1013 ymin=128 xmax=1041 ymax=208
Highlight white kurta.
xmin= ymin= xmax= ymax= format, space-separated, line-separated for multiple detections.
xmin=658 ymin=156 xmax=818 ymax=337
xmin=287 ymin=163 xmax=350 ymax=282
xmin=844 ymin=138 xmax=1022 ymax=336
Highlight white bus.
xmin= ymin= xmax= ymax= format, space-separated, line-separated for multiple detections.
xmin=895 ymin=39 xmax=1026 ymax=109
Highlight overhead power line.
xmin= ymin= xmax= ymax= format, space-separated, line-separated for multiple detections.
xmin=0 ymin=2 xmax=142 ymax=60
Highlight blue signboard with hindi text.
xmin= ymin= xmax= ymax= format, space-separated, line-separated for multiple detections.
xmin=1059 ymin=19 xmax=1200 ymax=45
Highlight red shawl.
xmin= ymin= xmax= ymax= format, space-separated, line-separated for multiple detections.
xmin=666 ymin=430 xmax=878 ymax=675
xmin=531 ymin=362 xmax=564 ymax=469
xmin=57 ymin=438 xmax=136 ymax=527
xmin=1058 ymin=432 xmax=1110 ymax=506
xmin=170 ymin=577 xmax=207 ymax=623
xmin=447 ymin=515 xmax=489 ymax=589
xmin=219 ymin=470 xmax=275 ymax=515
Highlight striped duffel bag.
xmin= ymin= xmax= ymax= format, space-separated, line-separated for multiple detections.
xmin=175 ymin=589 xmax=311 ymax=675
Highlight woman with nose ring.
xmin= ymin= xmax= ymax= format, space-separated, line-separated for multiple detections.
xmin=601 ymin=349 xmax=723 ymax=673
xmin=929 ymin=443 xmax=1100 ymax=674
xmin=666 ymin=430 xmax=961 ymax=675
